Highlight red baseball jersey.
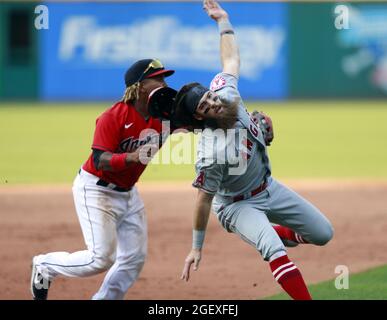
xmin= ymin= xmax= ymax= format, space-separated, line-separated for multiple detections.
xmin=83 ymin=101 xmax=163 ymax=188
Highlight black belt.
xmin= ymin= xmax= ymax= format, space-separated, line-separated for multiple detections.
xmin=96 ymin=179 xmax=132 ymax=192
xmin=78 ymin=169 xmax=132 ymax=192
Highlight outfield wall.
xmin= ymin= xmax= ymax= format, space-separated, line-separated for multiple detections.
xmin=289 ymin=4 xmax=387 ymax=99
xmin=1 ymin=1 xmax=387 ymax=100
xmin=0 ymin=2 xmax=39 ymax=99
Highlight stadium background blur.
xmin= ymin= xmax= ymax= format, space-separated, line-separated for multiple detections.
xmin=2 ymin=1 xmax=387 ymax=100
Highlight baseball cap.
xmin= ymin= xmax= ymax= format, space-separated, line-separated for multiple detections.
xmin=124 ymin=59 xmax=175 ymax=87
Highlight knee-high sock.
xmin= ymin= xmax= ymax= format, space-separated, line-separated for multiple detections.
xmin=269 ymin=255 xmax=312 ymax=300
xmin=273 ymin=225 xmax=308 ymax=244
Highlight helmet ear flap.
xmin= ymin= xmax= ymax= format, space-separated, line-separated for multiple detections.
xmin=147 ymin=87 xmax=177 ymax=120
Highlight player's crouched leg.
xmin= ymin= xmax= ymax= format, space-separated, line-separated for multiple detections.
xmin=308 ymin=217 xmax=334 ymax=246
xmin=267 ymin=179 xmax=334 ymax=247
xmin=92 ymin=249 xmax=116 ymax=273
xmin=91 ymin=243 xmax=147 ymax=300
xmin=115 ymin=208 xmax=148 ymax=283
xmin=72 ymin=239 xmax=117 ymax=275
xmin=219 ymin=203 xmax=312 ymax=300
xmin=116 ymin=240 xmax=147 ymax=285
xmin=31 ymin=243 xmax=116 ymax=281
xmin=92 ymin=208 xmax=147 ymax=300
xmin=299 ymin=204 xmax=334 ymax=246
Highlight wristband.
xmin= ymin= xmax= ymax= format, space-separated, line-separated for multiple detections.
xmin=221 ymin=30 xmax=235 ymax=36
xmin=218 ymin=20 xmax=234 ymax=36
xmin=110 ymin=153 xmax=127 ymax=171
xmin=193 ymin=229 xmax=206 ymax=249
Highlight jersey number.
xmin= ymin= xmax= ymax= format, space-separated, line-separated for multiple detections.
xmin=242 ymin=138 xmax=253 ymax=160
xmin=249 ymin=123 xmax=259 ymax=138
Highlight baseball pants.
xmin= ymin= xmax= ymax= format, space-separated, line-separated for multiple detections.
xmin=34 ymin=169 xmax=147 ymax=300
xmin=214 ymin=177 xmax=334 ymax=260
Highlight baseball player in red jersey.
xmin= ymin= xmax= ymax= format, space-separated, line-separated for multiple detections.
xmin=30 ymin=59 xmax=174 ymax=300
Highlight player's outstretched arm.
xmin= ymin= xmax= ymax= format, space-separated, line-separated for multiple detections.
xmin=203 ymin=0 xmax=240 ymax=78
xmin=181 ymin=189 xmax=214 ymax=281
xmin=93 ymin=145 xmax=157 ymax=171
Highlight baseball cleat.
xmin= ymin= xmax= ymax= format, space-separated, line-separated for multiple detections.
xmin=30 ymin=256 xmax=51 ymax=300
xmin=281 ymin=239 xmax=299 ymax=248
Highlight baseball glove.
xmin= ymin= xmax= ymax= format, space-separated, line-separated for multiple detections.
xmin=251 ymin=110 xmax=274 ymax=146
xmin=147 ymin=87 xmax=177 ymax=121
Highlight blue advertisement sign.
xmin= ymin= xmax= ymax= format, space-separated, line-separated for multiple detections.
xmin=40 ymin=2 xmax=288 ymax=100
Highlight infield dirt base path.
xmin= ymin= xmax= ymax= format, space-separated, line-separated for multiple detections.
xmin=1 ymin=180 xmax=386 ymax=300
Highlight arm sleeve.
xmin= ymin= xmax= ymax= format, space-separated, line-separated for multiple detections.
xmin=192 ymin=161 xmax=226 ymax=195
xmin=91 ymin=113 xmax=122 ymax=153
xmin=210 ymin=72 xmax=241 ymax=104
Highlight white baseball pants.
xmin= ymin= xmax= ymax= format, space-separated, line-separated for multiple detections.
xmin=34 ymin=169 xmax=147 ymax=300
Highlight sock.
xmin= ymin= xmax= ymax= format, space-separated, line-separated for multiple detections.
xmin=269 ymin=255 xmax=312 ymax=300
xmin=273 ymin=225 xmax=308 ymax=244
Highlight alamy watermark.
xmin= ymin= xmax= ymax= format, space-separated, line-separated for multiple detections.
xmin=334 ymin=265 xmax=349 ymax=290
xmin=34 ymin=5 xmax=49 ymax=30
xmin=334 ymin=5 xmax=350 ymax=30
xmin=131 ymin=121 xmax=250 ymax=176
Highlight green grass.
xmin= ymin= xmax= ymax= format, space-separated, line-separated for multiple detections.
xmin=0 ymin=103 xmax=105 ymax=184
xmin=0 ymin=100 xmax=386 ymax=184
xmin=266 ymin=264 xmax=387 ymax=300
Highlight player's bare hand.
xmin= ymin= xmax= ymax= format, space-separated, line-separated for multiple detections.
xmin=203 ymin=0 xmax=228 ymax=21
xmin=181 ymin=248 xmax=202 ymax=282
xmin=126 ymin=149 xmax=141 ymax=164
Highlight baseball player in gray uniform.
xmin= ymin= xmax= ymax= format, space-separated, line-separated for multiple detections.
xmin=177 ymin=0 xmax=334 ymax=300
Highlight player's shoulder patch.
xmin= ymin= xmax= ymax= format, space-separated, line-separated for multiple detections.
xmin=193 ymin=170 xmax=205 ymax=188
xmin=210 ymin=74 xmax=227 ymax=91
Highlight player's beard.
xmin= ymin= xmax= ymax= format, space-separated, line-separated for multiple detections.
xmin=205 ymin=98 xmax=238 ymax=131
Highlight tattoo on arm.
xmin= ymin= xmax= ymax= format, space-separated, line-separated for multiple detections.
xmin=92 ymin=149 xmax=113 ymax=171
xmin=92 ymin=149 xmax=141 ymax=171
xmin=92 ymin=149 xmax=105 ymax=170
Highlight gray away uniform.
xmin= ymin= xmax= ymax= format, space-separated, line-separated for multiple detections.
xmin=192 ymin=73 xmax=333 ymax=261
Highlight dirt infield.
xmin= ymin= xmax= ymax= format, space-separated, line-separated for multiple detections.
xmin=1 ymin=180 xmax=387 ymax=300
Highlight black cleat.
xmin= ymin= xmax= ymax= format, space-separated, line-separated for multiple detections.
xmin=281 ymin=239 xmax=299 ymax=248
xmin=30 ymin=257 xmax=51 ymax=300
